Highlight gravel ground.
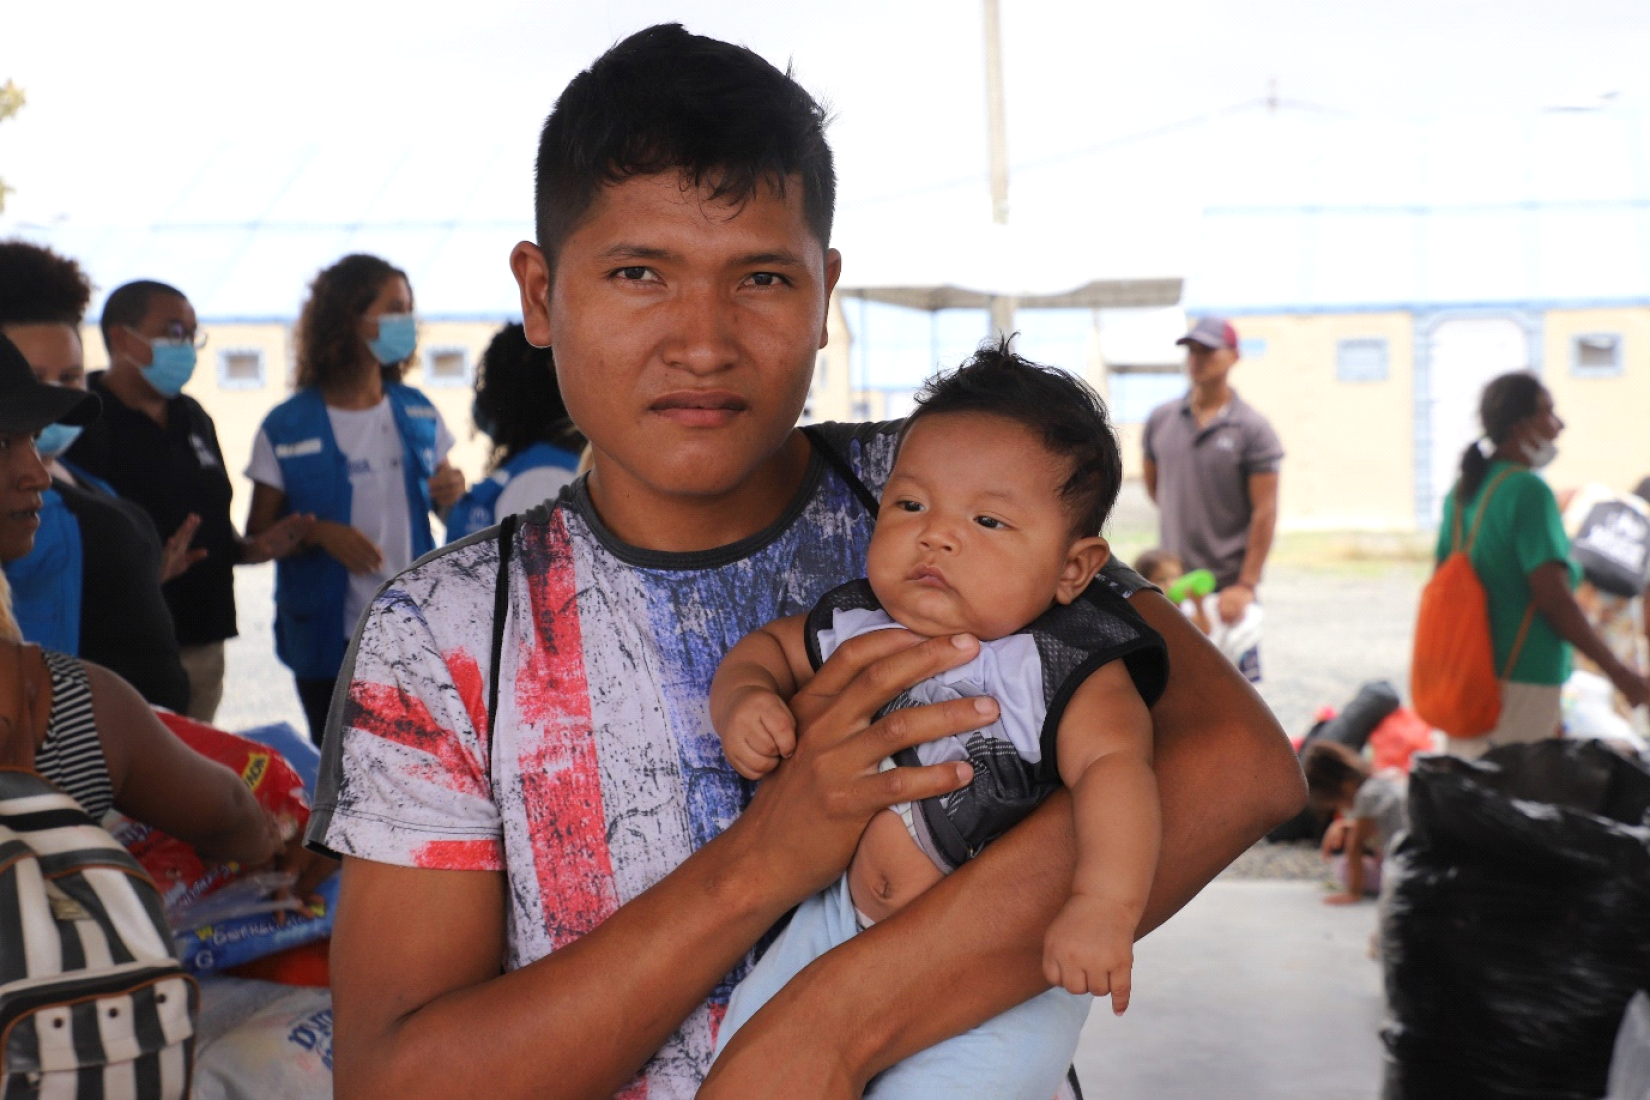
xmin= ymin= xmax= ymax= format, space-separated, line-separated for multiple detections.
xmin=217 ymin=541 xmax=1430 ymax=884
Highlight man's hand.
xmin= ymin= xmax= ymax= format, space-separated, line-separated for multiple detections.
xmin=159 ymin=514 xmax=208 ymax=583
xmin=311 ymin=520 xmax=384 ymax=574
xmin=722 ymin=689 xmax=798 ymax=780
xmin=1217 ymin=583 xmax=1255 ymax=625
xmin=429 ymin=462 xmax=465 ymax=511
xmin=731 ymin=628 xmax=987 ymax=904
xmin=241 ymin=512 xmax=316 ymax=564
xmin=1042 ymin=893 xmax=1137 ymax=1013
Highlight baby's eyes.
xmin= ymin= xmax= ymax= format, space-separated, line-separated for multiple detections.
xmin=974 ymin=516 xmax=1006 ymax=530
xmin=893 ymin=499 xmax=924 ymax=513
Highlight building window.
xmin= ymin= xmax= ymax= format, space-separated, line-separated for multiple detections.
xmin=1336 ymin=338 xmax=1389 ymax=383
xmin=423 ymin=346 xmax=470 ymax=388
xmin=1571 ymin=333 xmax=1623 ymax=378
xmin=217 ymin=348 xmax=265 ymax=390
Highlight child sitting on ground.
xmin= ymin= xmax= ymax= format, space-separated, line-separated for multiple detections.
xmin=1135 ymin=548 xmax=1214 ymax=635
xmin=1303 ymin=740 xmax=1408 ymax=905
xmin=709 ymin=342 xmax=1168 ymax=1099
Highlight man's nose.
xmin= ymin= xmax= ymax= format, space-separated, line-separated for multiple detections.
xmin=18 ymin=438 xmax=50 ymax=490
xmin=661 ymin=284 xmax=738 ymax=375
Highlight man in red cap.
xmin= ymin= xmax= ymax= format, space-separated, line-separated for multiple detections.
xmin=1142 ymin=315 xmax=1282 ymax=680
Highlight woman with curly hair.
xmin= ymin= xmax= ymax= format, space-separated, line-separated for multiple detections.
xmin=246 ymin=253 xmax=464 ymax=742
xmin=0 ymin=239 xmax=193 ymax=711
xmin=444 ymin=322 xmax=585 ymax=542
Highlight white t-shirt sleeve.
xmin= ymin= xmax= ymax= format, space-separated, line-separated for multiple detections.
xmin=245 ymin=428 xmax=284 ymax=491
xmin=494 ymin=466 xmax=576 ymax=522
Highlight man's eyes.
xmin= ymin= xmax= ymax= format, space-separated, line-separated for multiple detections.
xmin=613 ymin=266 xmax=656 ymax=281
xmin=747 ymin=272 xmax=790 ymax=287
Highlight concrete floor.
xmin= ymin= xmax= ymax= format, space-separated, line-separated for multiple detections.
xmin=1073 ymin=881 xmax=1386 ymax=1100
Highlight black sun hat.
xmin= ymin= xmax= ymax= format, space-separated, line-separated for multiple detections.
xmin=0 ymin=332 xmax=99 ymax=435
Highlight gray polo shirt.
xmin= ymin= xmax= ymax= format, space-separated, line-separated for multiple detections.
xmin=1142 ymin=390 xmax=1283 ymax=588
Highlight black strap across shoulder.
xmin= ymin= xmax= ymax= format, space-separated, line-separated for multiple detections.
xmin=801 ymin=425 xmax=880 ymax=518
xmin=487 ymin=513 xmax=519 ymax=736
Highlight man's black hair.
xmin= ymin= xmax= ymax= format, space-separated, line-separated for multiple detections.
xmin=99 ymin=279 xmax=187 ymax=349
xmin=903 ymin=337 xmax=1124 ymax=538
xmin=534 ymin=23 xmax=835 ymax=270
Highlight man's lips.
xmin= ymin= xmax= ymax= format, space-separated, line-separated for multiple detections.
xmin=650 ymin=391 xmax=748 ymax=427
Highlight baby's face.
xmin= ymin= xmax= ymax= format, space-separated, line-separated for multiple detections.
xmin=866 ymin=411 xmax=1106 ymax=641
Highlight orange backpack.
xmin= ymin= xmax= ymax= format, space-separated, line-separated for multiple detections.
xmin=1410 ymin=468 xmax=1536 ymax=738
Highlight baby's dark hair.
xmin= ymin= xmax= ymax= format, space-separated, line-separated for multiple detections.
xmin=1134 ymin=548 xmax=1184 ymax=586
xmin=902 ymin=337 xmax=1122 ymax=537
xmin=1301 ymin=741 xmax=1370 ymax=803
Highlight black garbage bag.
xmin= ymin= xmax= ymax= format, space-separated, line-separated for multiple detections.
xmin=1381 ymin=740 xmax=1650 ymax=1100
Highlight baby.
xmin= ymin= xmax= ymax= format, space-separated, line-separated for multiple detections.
xmin=710 ymin=343 xmax=1168 ymax=1099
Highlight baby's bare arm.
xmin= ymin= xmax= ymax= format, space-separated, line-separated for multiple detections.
xmin=711 ymin=614 xmax=816 ymax=779
xmin=1043 ymin=661 xmax=1159 ymax=1010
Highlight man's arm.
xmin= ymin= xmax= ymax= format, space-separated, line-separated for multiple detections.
xmin=1218 ymin=470 xmax=1279 ymax=624
xmin=701 ymin=588 xmax=1305 ymax=1099
xmin=328 ymin=627 xmax=989 ymax=1100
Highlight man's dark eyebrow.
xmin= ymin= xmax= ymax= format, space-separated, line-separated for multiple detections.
xmin=598 ymin=244 xmax=679 ymax=262
xmin=737 ymin=250 xmax=806 ymax=268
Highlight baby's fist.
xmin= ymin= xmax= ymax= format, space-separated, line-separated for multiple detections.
xmin=1042 ymin=896 xmax=1137 ymax=1014
xmin=722 ymin=691 xmax=799 ymax=780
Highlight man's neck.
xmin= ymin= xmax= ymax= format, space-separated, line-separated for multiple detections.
xmin=1189 ymin=379 xmax=1233 ymax=424
xmin=586 ymin=430 xmax=814 ymax=554
xmin=102 ymin=364 xmax=169 ymax=427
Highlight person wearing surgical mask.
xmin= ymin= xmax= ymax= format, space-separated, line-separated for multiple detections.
xmin=1434 ymin=371 xmax=1650 ymax=757
xmin=64 ymin=280 xmax=312 ymax=723
xmin=246 ymin=254 xmax=464 ymax=743
xmin=0 ymin=242 xmax=191 ymax=711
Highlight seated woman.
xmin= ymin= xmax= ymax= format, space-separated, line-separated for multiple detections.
xmin=0 ymin=333 xmax=305 ymax=876
xmin=445 ymin=322 xmax=585 ymax=542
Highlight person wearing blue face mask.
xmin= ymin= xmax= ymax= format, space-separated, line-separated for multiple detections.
xmin=247 ymin=254 xmax=465 ymax=743
xmin=0 ymin=242 xmax=192 ymax=711
xmin=64 ymin=279 xmax=313 ymax=723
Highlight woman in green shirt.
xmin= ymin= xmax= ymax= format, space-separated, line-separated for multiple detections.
xmin=1435 ymin=372 xmax=1650 ymax=758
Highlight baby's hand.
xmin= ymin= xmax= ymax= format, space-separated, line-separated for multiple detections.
xmin=1042 ymin=894 xmax=1138 ymax=1014
xmin=722 ymin=690 xmax=799 ymax=780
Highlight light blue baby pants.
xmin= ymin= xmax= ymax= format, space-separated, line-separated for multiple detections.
xmin=711 ymin=874 xmax=1091 ymax=1100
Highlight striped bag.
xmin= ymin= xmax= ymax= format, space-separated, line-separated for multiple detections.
xmin=0 ymin=769 xmax=197 ymax=1098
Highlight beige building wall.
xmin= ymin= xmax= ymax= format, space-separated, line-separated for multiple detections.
xmin=807 ymin=294 xmax=855 ymax=424
xmin=1223 ymin=312 xmax=1416 ymax=531
xmin=1541 ymin=307 xmax=1650 ymax=497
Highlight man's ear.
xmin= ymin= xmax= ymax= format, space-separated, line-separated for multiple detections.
xmin=1055 ymin=536 xmax=1111 ymax=605
xmin=511 ymin=241 xmax=554 ymax=348
xmin=819 ymin=248 xmax=843 ymax=349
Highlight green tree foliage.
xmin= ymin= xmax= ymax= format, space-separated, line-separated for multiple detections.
xmin=0 ymin=81 xmax=24 ymax=214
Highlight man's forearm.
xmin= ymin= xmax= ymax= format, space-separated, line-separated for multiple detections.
xmin=1237 ymin=504 xmax=1277 ymax=589
xmin=333 ymin=821 xmax=800 ymax=1100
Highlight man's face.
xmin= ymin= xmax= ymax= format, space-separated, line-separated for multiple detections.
xmin=512 ymin=172 xmax=840 ymax=509
xmin=112 ymin=293 xmax=198 ymax=394
xmin=1184 ymin=342 xmax=1237 ymax=386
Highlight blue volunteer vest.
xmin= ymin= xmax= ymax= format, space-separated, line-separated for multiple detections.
xmin=262 ymin=384 xmax=440 ymax=679
xmin=3 ymin=489 xmax=82 ymax=653
xmin=444 ymin=441 xmax=580 ymax=543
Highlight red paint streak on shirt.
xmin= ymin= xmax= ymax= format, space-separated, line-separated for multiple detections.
xmin=413 ymin=838 xmax=503 ymax=871
xmin=446 ymin=647 xmax=490 ymax=761
xmin=348 ymin=680 xmax=490 ymax=799
xmin=515 ymin=512 xmax=620 ymax=951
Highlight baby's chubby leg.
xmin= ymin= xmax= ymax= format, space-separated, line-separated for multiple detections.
xmin=712 ymin=875 xmax=862 ymax=1061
